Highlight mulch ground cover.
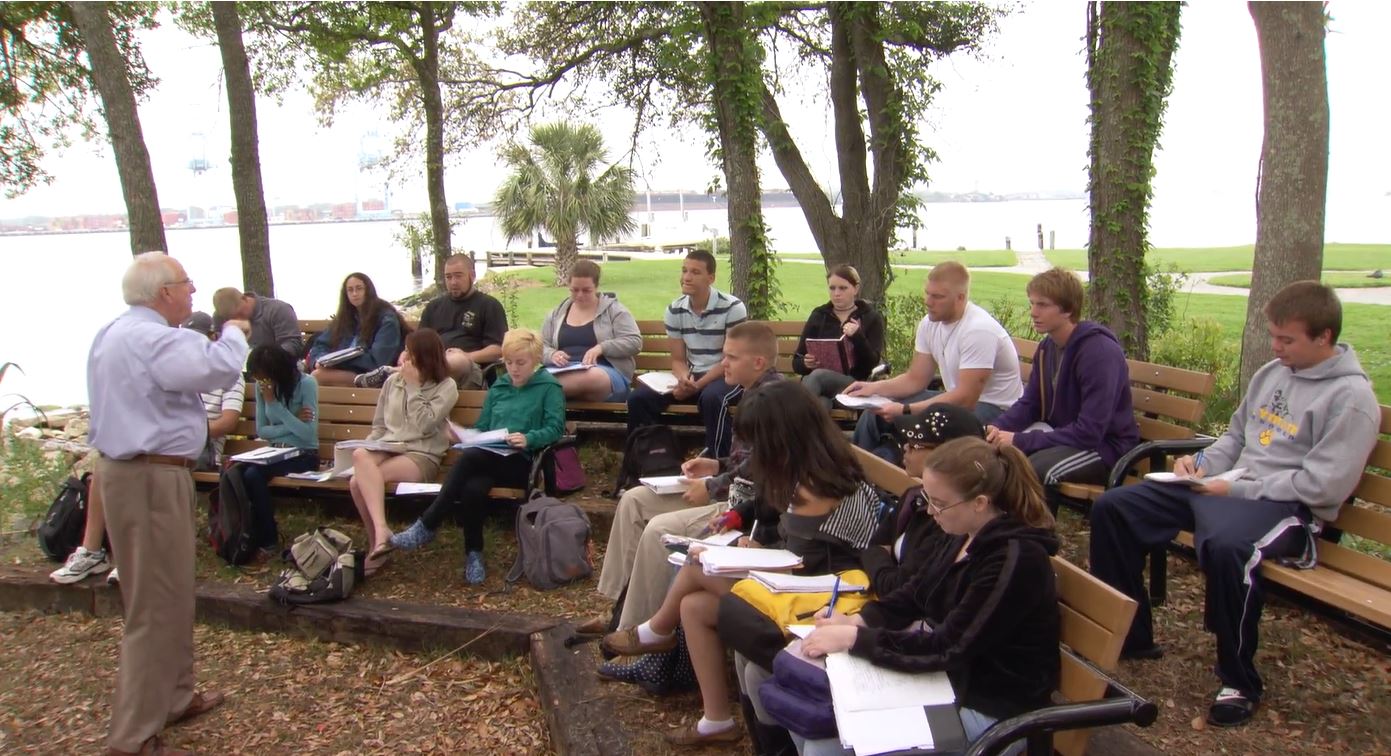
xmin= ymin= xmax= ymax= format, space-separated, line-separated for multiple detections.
xmin=0 ymin=609 xmax=548 ymax=754
xmin=2 ymin=444 xmax=1390 ymax=754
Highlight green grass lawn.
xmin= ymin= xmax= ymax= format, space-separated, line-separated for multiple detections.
xmin=486 ymin=259 xmax=1391 ymax=404
xmin=1045 ymin=243 xmax=1391 ymax=273
xmin=1208 ymin=271 xmax=1391 ymax=289
xmin=779 ymin=250 xmax=1017 ymax=267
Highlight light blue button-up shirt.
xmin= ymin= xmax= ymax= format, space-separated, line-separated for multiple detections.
xmin=87 ymin=306 xmax=249 ymax=460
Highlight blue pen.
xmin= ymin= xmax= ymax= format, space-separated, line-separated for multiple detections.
xmin=1193 ymin=450 xmax=1207 ymax=474
xmin=827 ymin=575 xmax=842 ymax=617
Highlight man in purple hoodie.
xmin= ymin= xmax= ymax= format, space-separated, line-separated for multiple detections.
xmin=985 ymin=268 xmax=1139 ymax=509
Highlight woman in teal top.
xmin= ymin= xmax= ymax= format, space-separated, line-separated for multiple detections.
xmin=388 ymin=328 xmax=566 ymax=584
xmin=241 ymin=345 xmax=320 ymax=553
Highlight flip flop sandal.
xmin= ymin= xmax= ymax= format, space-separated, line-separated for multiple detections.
xmin=1207 ymin=687 xmax=1258 ymax=727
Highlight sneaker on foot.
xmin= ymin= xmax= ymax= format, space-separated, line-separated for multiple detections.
xmin=1207 ymin=686 xmax=1258 ymax=727
xmin=464 ymin=550 xmax=486 ymax=585
xmin=50 ymin=547 xmax=110 ymax=584
xmin=389 ymin=520 xmax=437 ymax=551
xmin=353 ymin=366 xmax=393 ymax=389
xmin=107 ymin=568 xmax=120 ymax=586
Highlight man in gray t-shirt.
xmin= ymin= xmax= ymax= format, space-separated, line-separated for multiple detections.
xmin=212 ymin=287 xmax=303 ymax=357
xmin=626 ymin=250 xmax=747 ymax=458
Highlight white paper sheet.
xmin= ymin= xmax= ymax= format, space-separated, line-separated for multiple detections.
xmin=396 ymin=482 xmax=443 ymax=495
xmin=837 ymin=706 xmax=934 ymax=755
xmin=785 ymin=624 xmax=816 ymax=639
xmin=546 ymin=363 xmax=592 ymax=374
xmin=1144 ymin=467 xmax=1246 ymax=486
xmin=833 ymin=393 xmax=894 ymax=409
xmin=748 ymin=571 xmax=867 ymax=594
xmin=825 ymin=652 xmax=955 ymax=712
xmin=637 ymin=371 xmax=680 ymax=394
xmin=639 ymin=474 xmax=708 ymax=495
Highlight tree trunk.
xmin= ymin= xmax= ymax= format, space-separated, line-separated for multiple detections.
xmin=1239 ymin=1 xmax=1329 ymax=390
xmin=415 ymin=6 xmax=452 ymax=287
xmin=554 ymin=233 xmax=579 ymax=284
xmin=1084 ymin=2 xmax=1181 ymax=360
xmin=213 ymin=1 xmax=274 ymax=296
xmin=700 ymin=2 xmax=777 ymax=317
xmin=69 ymin=2 xmax=166 ymax=256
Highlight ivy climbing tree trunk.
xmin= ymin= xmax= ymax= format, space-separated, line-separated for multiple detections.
xmin=415 ymin=5 xmax=453 ymax=288
xmin=1084 ymin=1 xmax=1181 ymax=359
xmin=699 ymin=1 xmax=781 ymax=319
xmin=68 ymin=1 xmax=166 ymax=256
xmin=213 ymin=1 xmax=274 ymax=296
xmin=1239 ymin=1 xmax=1329 ymax=390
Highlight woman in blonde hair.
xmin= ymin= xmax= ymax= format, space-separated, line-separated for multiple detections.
xmin=797 ymin=436 xmax=1060 ymax=753
xmin=793 ymin=265 xmax=885 ymax=409
xmin=387 ymin=328 xmax=566 ymax=584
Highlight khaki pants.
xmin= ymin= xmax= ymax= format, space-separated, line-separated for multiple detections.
xmin=98 ymin=457 xmax=198 ymax=753
xmin=593 ymin=485 xmax=722 ymax=629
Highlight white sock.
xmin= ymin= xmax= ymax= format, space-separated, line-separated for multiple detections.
xmin=696 ymin=716 xmax=734 ymax=736
xmin=635 ymin=621 xmax=673 ymax=645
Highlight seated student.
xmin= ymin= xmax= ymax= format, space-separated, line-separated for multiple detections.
xmin=211 ymin=286 xmax=303 ymax=356
xmin=797 ymin=436 xmax=1060 ymax=754
xmin=844 ymin=262 xmax=1021 ymax=462
xmin=306 ymin=272 xmax=407 ymax=388
xmin=418 ymin=253 xmax=507 ymax=389
xmin=185 ymin=312 xmax=245 ymax=472
xmin=601 ymin=380 xmax=881 ymax=746
xmin=579 ymin=321 xmax=783 ymax=636
xmin=1089 ymin=281 xmax=1379 ymax=728
xmin=985 ymin=268 xmax=1139 ymax=511
xmin=238 ymin=345 xmax=320 ymax=556
xmin=627 ymin=249 xmax=748 ymax=458
xmin=348 ymin=328 xmax=458 ymax=576
xmin=862 ymin=405 xmax=986 ymax=597
xmin=540 ymin=260 xmax=642 ymax=401
xmin=793 ymin=265 xmax=886 ymax=410
xmin=387 ymin=328 xmax=566 ymax=584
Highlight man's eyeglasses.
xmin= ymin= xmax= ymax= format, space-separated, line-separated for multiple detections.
xmin=164 ymin=278 xmax=193 ymax=288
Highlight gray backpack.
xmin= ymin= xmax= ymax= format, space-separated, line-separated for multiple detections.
xmin=268 ymin=527 xmax=362 ymax=604
xmin=505 ymin=495 xmax=593 ymax=590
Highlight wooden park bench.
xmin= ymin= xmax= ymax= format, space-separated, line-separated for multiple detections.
xmin=852 ymin=446 xmax=1158 ymax=755
xmin=195 ymin=385 xmax=573 ymax=503
xmin=1160 ymin=404 xmax=1391 ymax=633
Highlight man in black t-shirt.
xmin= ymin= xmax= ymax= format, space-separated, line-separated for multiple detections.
xmin=420 ymin=254 xmax=507 ymax=388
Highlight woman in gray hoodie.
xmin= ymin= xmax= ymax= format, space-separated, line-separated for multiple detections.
xmin=540 ymin=260 xmax=643 ymax=401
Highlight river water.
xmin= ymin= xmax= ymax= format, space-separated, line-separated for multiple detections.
xmin=3 ymin=194 xmax=1387 ymax=408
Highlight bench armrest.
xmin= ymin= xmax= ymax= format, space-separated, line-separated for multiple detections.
xmin=1106 ymin=435 xmax=1218 ymax=490
xmin=965 ymin=652 xmax=1158 ymax=756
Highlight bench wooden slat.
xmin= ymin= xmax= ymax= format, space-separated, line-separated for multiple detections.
xmin=851 ymin=446 xmax=917 ymax=497
xmin=1352 ymin=473 xmax=1391 ymax=510
xmin=1055 ymin=653 xmax=1107 ymax=756
xmin=1058 ymin=603 xmax=1117 ymax=674
xmin=1313 ymin=542 xmax=1391 ymax=594
xmin=1367 ymin=438 xmax=1391 ymax=470
xmin=1130 ymin=387 xmax=1206 ymax=425
xmin=1053 ymin=556 xmax=1136 ymax=644
xmin=1380 ymin=405 xmax=1391 ymax=435
xmin=1134 ymin=416 xmax=1198 ymax=442
xmin=1261 ymin=559 xmax=1391 ymax=629
xmin=1330 ymin=499 xmax=1391 ymax=547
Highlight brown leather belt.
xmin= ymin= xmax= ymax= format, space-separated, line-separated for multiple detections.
xmin=128 ymin=454 xmax=197 ymax=470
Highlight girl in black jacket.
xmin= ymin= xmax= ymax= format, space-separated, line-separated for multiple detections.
xmin=803 ymin=436 xmax=1060 ymax=747
xmin=794 ymin=265 xmax=886 ymax=409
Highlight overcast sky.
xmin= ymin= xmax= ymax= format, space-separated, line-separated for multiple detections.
xmin=2 ymin=0 xmax=1387 ymax=220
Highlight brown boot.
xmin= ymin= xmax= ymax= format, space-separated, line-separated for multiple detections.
xmin=167 ymin=689 xmax=226 ymax=726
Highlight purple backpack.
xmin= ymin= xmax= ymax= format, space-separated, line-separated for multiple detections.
xmin=530 ymin=438 xmax=586 ymax=497
xmin=760 ymin=648 xmax=839 ymax=739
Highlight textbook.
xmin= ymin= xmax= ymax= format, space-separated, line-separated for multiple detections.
xmin=834 ymin=393 xmax=894 ymax=410
xmin=667 ymin=545 xmax=803 ymax=578
xmin=546 ymin=363 xmax=591 ymax=375
xmin=636 ymin=371 xmax=680 ymax=395
xmin=639 ymin=474 xmax=708 ymax=495
xmin=1144 ymin=468 xmax=1247 ymax=487
xmin=748 ymin=571 xmax=866 ymax=594
xmin=806 ymin=335 xmax=855 ymax=374
xmin=229 ymin=446 xmax=303 ymax=465
xmin=316 ymin=346 xmax=364 ymax=368
xmin=451 ymin=428 xmax=510 ymax=449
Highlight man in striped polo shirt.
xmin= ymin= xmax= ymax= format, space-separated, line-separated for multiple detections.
xmin=626 ymin=250 xmax=747 ymax=457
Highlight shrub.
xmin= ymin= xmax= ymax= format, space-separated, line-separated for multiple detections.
xmin=1149 ymin=317 xmax=1240 ymax=434
xmin=880 ymin=291 xmax=926 ymax=375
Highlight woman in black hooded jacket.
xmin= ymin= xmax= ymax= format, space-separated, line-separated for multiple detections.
xmin=801 ymin=436 xmax=1060 ymax=750
xmin=793 ymin=265 xmax=885 ymax=409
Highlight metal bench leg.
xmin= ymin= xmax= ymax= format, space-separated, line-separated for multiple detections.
xmin=1148 ymin=545 xmax=1167 ymax=606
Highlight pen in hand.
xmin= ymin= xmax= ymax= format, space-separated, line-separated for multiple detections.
xmin=828 ymin=575 xmax=841 ymax=615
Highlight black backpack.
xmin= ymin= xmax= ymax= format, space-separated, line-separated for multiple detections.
xmin=208 ymin=464 xmax=257 ymax=566
xmin=609 ymin=425 xmax=683 ymax=497
xmin=38 ymin=473 xmax=94 ymax=562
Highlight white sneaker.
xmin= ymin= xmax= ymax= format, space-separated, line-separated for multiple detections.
xmin=107 ymin=568 xmax=120 ymax=586
xmin=49 ymin=547 xmax=111 ymax=584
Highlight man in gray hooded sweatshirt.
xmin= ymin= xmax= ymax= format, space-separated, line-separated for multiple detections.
xmin=1089 ymin=281 xmax=1379 ymax=729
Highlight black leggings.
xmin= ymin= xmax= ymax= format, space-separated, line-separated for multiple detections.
xmin=418 ymin=448 xmax=531 ymax=551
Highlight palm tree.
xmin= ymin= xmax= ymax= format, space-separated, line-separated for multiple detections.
xmin=494 ymin=123 xmax=637 ymax=284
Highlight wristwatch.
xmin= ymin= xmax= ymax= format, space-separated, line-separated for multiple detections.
xmin=901 ymin=402 xmax=913 ymax=416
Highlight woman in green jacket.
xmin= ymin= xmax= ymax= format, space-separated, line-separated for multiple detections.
xmin=389 ymin=328 xmax=567 ymax=584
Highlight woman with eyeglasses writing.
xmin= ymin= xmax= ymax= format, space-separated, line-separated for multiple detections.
xmin=798 ymin=436 xmax=1061 ymax=753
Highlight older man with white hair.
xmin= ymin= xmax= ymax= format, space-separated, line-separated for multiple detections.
xmin=88 ymin=252 xmax=250 ymax=756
